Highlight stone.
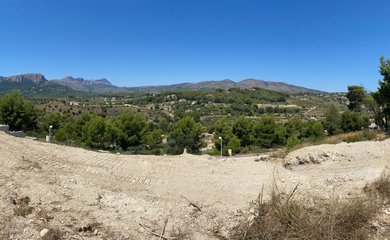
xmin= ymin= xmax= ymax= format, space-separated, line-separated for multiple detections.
xmin=40 ymin=228 xmax=49 ymax=238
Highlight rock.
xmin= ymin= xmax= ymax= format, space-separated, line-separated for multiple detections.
xmin=40 ymin=228 xmax=49 ymax=238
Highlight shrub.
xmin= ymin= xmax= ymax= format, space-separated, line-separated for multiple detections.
xmin=253 ymin=116 xmax=286 ymax=148
xmin=114 ymin=109 xmax=148 ymax=150
xmin=13 ymin=197 xmax=34 ymax=217
xmin=364 ymin=171 xmax=390 ymax=201
xmin=362 ymin=130 xmax=377 ymax=140
xmin=167 ymin=116 xmax=203 ymax=154
xmin=227 ymin=135 xmax=241 ymax=155
xmin=0 ymin=92 xmax=38 ymax=131
xmin=341 ymin=111 xmax=369 ymax=132
xmin=286 ymin=134 xmax=300 ymax=151
xmin=345 ymin=130 xmax=377 ymax=143
xmin=229 ymin=186 xmax=379 ymax=240
xmin=323 ymin=105 xmax=342 ymax=135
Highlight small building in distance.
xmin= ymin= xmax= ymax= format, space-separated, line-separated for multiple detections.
xmin=369 ymin=123 xmax=380 ymax=130
xmin=200 ymin=133 xmax=214 ymax=151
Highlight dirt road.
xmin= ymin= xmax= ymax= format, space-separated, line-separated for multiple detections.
xmin=0 ymin=131 xmax=389 ymax=239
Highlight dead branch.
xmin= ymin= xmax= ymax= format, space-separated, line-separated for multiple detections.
xmin=160 ymin=218 xmax=168 ymax=240
xmin=70 ymin=229 xmax=84 ymax=240
xmin=139 ymin=223 xmax=176 ymax=240
xmin=285 ymin=183 xmax=300 ymax=204
xmin=180 ymin=196 xmax=202 ymax=212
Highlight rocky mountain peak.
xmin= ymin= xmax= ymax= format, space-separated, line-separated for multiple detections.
xmin=58 ymin=76 xmax=112 ymax=85
xmin=0 ymin=73 xmax=47 ymax=85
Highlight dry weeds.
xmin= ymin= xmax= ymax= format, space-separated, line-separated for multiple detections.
xmin=13 ymin=196 xmax=34 ymax=217
xmin=364 ymin=170 xmax=390 ymax=201
xmin=229 ymin=185 xmax=380 ymax=240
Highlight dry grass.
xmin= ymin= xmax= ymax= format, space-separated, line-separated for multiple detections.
xmin=288 ymin=130 xmax=387 ymax=152
xmin=13 ymin=196 xmax=34 ymax=217
xmin=169 ymin=226 xmax=190 ymax=240
xmin=364 ymin=170 xmax=390 ymax=201
xmin=229 ymin=186 xmax=379 ymax=240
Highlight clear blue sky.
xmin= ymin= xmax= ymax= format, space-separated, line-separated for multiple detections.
xmin=1 ymin=0 xmax=389 ymax=92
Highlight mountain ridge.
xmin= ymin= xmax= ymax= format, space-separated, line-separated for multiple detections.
xmin=0 ymin=73 xmax=323 ymax=94
xmin=0 ymin=73 xmax=47 ymax=85
xmin=123 ymin=78 xmax=322 ymax=94
xmin=52 ymin=76 xmax=115 ymax=92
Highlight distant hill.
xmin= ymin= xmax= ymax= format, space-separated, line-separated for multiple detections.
xmin=238 ymin=79 xmax=321 ymax=94
xmin=0 ymin=73 xmax=323 ymax=95
xmin=125 ymin=79 xmax=322 ymax=94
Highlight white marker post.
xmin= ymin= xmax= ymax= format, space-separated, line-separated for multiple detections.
xmin=48 ymin=125 xmax=53 ymax=142
xmin=218 ymin=136 xmax=223 ymax=160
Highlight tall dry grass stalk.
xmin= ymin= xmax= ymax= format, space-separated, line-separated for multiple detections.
xmin=229 ymin=184 xmax=379 ymax=240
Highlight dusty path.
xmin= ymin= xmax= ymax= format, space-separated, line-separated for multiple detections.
xmin=0 ymin=131 xmax=389 ymax=239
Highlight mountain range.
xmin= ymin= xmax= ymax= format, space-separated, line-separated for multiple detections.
xmin=0 ymin=73 xmax=323 ymax=95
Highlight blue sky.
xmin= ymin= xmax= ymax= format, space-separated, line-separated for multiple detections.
xmin=1 ymin=0 xmax=389 ymax=92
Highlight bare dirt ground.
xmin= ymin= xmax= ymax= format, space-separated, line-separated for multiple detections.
xmin=0 ymin=131 xmax=389 ymax=239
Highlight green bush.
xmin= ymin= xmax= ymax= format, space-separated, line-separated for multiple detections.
xmin=227 ymin=135 xmax=241 ymax=155
xmin=253 ymin=116 xmax=286 ymax=148
xmin=167 ymin=116 xmax=204 ymax=154
xmin=341 ymin=111 xmax=369 ymax=132
xmin=362 ymin=130 xmax=377 ymax=140
xmin=0 ymin=92 xmax=38 ymax=131
xmin=322 ymin=105 xmax=342 ymax=135
xmin=345 ymin=130 xmax=377 ymax=143
xmin=286 ymin=134 xmax=300 ymax=151
xmin=114 ymin=109 xmax=148 ymax=150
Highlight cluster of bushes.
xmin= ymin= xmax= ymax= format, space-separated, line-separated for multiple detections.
xmin=210 ymin=103 xmax=374 ymax=155
xmin=323 ymin=105 xmax=369 ymax=135
xmin=0 ymin=92 xmax=201 ymax=154
xmin=129 ymin=88 xmax=288 ymax=106
xmin=42 ymin=111 xmax=204 ymax=155
xmin=0 ymin=92 xmax=38 ymax=131
xmin=46 ymin=110 xmax=147 ymax=151
xmin=210 ymin=116 xmax=325 ymax=155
